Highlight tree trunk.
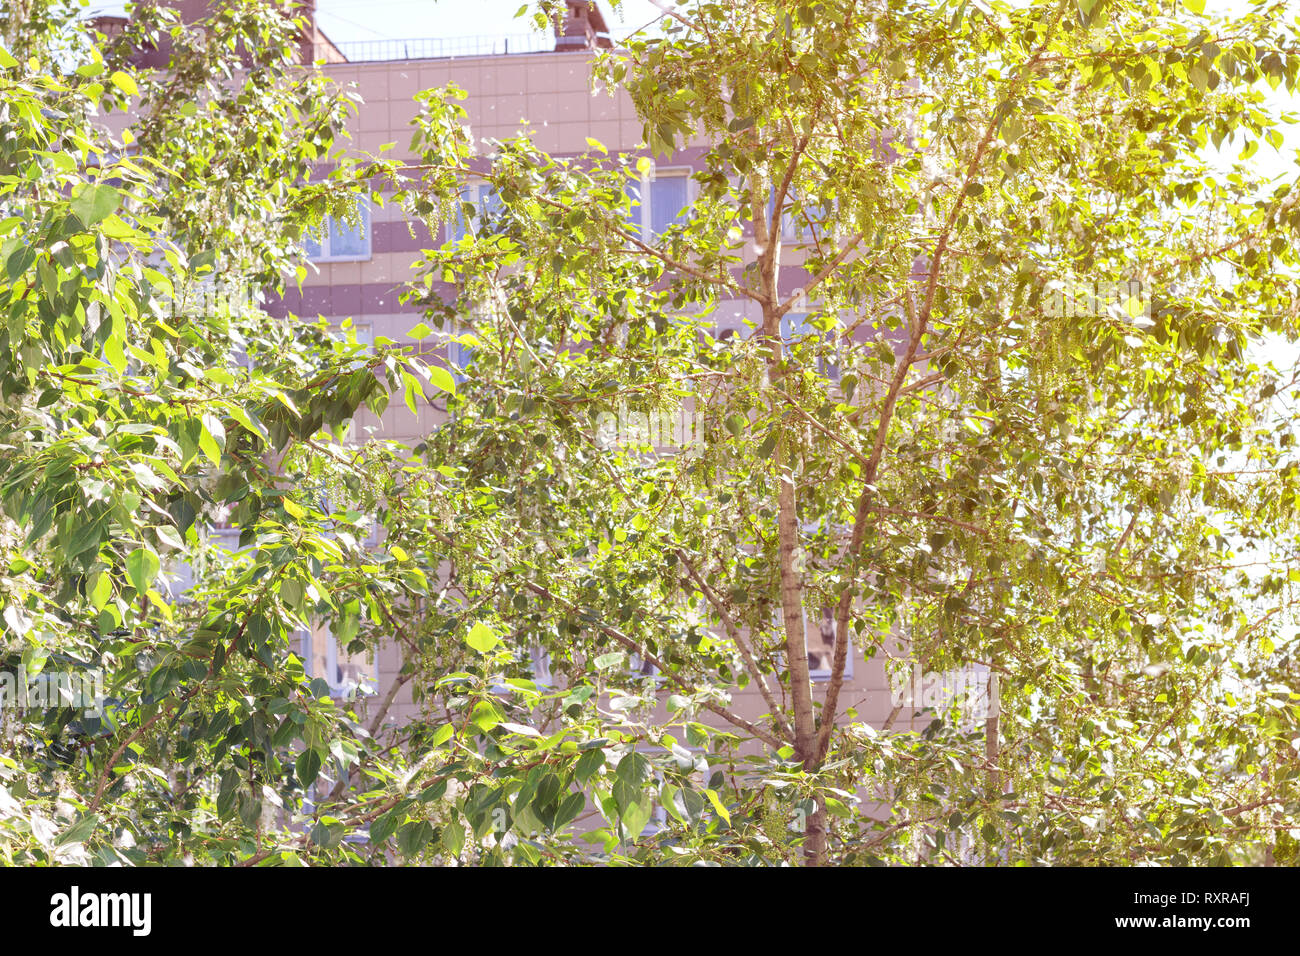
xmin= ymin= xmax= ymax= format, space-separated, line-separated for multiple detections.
xmin=755 ymin=177 xmax=822 ymax=864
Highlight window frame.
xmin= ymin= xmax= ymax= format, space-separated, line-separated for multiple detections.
xmin=764 ymin=186 xmax=836 ymax=243
xmin=302 ymin=621 xmax=380 ymax=700
xmin=636 ymin=165 xmax=695 ymax=239
xmin=448 ymin=180 xmax=502 ymax=242
xmin=774 ymin=605 xmax=854 ymax=683
xmin=305 ymin=200 xmax=373 ymax=263
xmin=781 ymin=310 xmax=842 ymax=381
xmin=328 ymin=319 xmax=375 ymax=353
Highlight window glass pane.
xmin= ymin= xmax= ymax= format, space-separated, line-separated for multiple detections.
xmin=808 ymin=607 xmax=838 ymax=673
xmin=477 ymin=183 xmax=501 ymax=222
xmin=781 ymin=312 xmax=840 ymax=380
xmin=450 ymin=184 xmax=499 ymax=241
xmin=303 ymin=227 xmax=323 ymax=259
xmin=328 ymin=203 xmax=370 ymax=258
xmin=449 ymin=335 xmax=474 ymax=382
xmin=769 ymin=188 xmax=833 ymax=239
xmin=781 ymin=312 xmax=812 ymax=342
xmin=649 ymin=174 xmax=688 ymax=236
xmin=787 ymin=197 xmax=832 ymax=238
xmin=625 ymin=179 xmax=643 ymax=234
xmin=768 ymin=188 xmax=794 ymax=236
xmin=307 ymin=622 xmax=377 ymax=697
xmin=335 ymin=646 xmax=377 ymax=696
xmin=773 ymin=606 xmax=852 ymax=680
xmin=451 ymin=202 xmax=471 ymax=242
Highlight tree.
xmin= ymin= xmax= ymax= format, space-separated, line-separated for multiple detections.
xmin=0 ymin=0 xmax=446 ymax=864
xmin=371 ymin=0 xmax=1300 ymax=866
xmin=3 ymin=0 xmax=1300 ymax=868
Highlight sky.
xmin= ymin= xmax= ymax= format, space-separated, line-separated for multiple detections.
xmin=85 ymin=0 xmax=675 ymax=41
xmin=310 ymin=0 xmax=671 ymax=43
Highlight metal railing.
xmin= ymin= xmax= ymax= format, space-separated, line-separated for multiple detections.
xmin=319 ymin=33 xmax=556 ymax=63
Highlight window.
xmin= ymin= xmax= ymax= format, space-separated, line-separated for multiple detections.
xmin=888 ymin=661 xmax=998 ymax=732
xmin=736 ymin=311 xmax=842 ymax=380
xmin=781 ymin=312 xmax=841 ymax=380
xmin=449 ymin=182 xmax=502 ymax=242
xmin=648 ymin=170 xmax=690 ymax=237
xmin=767 ymin=189 xmax=834 ymax=242
xmin=628 ymin=168 xmax=692 ymax=238
xmin=329 ymin=320 xmax=375 ymax=355
xmin=488 ymin=645 xmax=554 ymax=698
xmin=807 ymin=606 xmax=851 ymax=679
xmin=626 ymin=650 xmax=660 ymax=680
xmin=528 ymin=645 xmax=554 ymax=689
xmin=447 ymin=331 xmax=475 ymax=383
xmin=305 ymin=201 xmax=371 ymax=261
xmin=304 ymin=621 xmax=378 ymax=698
xmin=775 ymin=605 xmax=853 ymax=682
xmin=444 ymin=287 xmax=505 ymax=383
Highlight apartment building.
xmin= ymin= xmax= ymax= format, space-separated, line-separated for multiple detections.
xmin=98 ymin=1 xmax=983 ymax=749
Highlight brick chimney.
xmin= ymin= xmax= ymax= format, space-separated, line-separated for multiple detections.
xmin=553 ymin=1 xmax=613 ymax=51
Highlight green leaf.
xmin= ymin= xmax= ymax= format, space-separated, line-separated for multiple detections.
xmin=704 ymin=788 xmax=731 ymax=826
xmin=470 ymin=699 xmax=503 ymax=732
xmin=103 ymin=332 xmax=127 ymax=374
xmin=427 ymin=363 xmax=456 ymax=396
xmin=296 ymin=748 xmax=322 ymax=788
xmin=109 ymin=69 xmax=138 ymax=96
xmin=1183 ymin=0 xmax=1205 ymax=13
xmin=87 ymin=570 xmax=112 ymax=611
xmin=442 ymin=819 xmax=465 ymax=857
xmin=226 ymin=405 xmax=268 ymax=442
xmin=368 ymin=808 xmax=403 ymax=844
xmin=98 ymin=213 xmax=136 ymax=239
xmin=125 ymin=546 xmax=160 ymax=595
xmin=499 ymin=721 xmax=541 ymax=737
xmin=56 ymin=813 xmax=100 ymax=847
xmin=70 ymin=184 xmax=121 ymax=228
xmin=618 ymin=796 xmax=652 ymax=839
xmin=465 ymin=620 xmax=501 ymax=653
xmin=552 ymin=791 xmax=585 ymax=830
xmin=401 ymin=369 xmax=423 ymax=416
xmin=309 ymin=820 xmax=344 ymax=849
xmin=399 ymin=567 xmax=428 ymax=593
xmin=616 ymin=751 xmax=652 ymax=786
xmin=279 ymin=577 xmax=304 ymax=608
xmin=198 ymin=413 xmax=226 ymax=465
xmin=65 ymin=515 xmax=105 ymax=561
xmin=575 ymin=748 xmax=605 ymax=783
xmin=668 ymin=786 xmax=694 ymax=826
xmin=396 ymin=820 xmax=434 ymax=857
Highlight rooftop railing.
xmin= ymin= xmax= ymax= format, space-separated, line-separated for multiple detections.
xmin=319 ymin=33 xmax=557 ymax=63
